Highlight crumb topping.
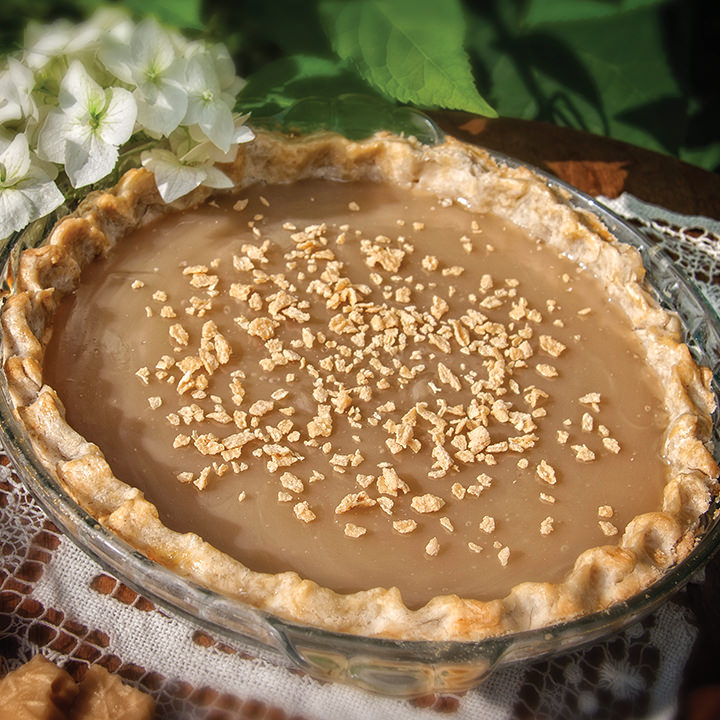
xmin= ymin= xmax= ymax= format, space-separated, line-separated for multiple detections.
xmin=123 ymin=186 xmax=639 ymax=571
xmin=425 ymin=536 xmax=440 ymax=556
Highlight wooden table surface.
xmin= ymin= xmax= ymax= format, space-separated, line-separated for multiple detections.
xmin=434 ymin=113 xmax=720 ymax=222
xmin=433 ymin=113 xmax=720 ymax=720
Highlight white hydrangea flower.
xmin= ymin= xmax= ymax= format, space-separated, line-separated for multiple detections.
xmin=141 ymin=147 xmax=233 ymax=204
xmin=84 ymin=7 xmax=135 ymax=45
xmin=141 ymin=133 xmax=230 ymax=204
xmin=4 ymin=9 xmax=253 ymax=237
xmin=140 ymin=113 xmax=254 ymax=204
xmin=23 ymin=19 xmax=101 ymax=71
xmin=101 ymin=17 xmax=188 ymax=137
xmin=37 ymin=61 xmax=137 ymax=188
xmin=22 ymin=8 xmax=132 ymax=71
xmin=183 ymin=54 xmax=236 ymax=152
xmin=206 ymin=43 xmax=247 ymax=99
xmin=0 ymin=58 xmax=37 ymax=127
xmin=0 ymin=133 xmax=64 ymax=239
xmin=183 ymin=114 xmax=255 ymax=163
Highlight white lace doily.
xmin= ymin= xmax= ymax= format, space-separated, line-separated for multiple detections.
xmin=600 ymin=193 xmax=720 ymax=310
xmin=2 ymin=192 xmax=718 ymax=720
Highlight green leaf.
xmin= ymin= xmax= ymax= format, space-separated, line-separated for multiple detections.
xmin=122 ymin=0 xmax=204 ymax=30
xmin=468 ymin=4 xmax=683 ymax=154
xmin=523 ymin=0 xmax=671 ymax=27
xmin=238 ymin=54 xmax=442 ymax=143
xmin=238 ymin=55 xmax=374 ymax=116
xmin=318 ymin=0 xmax=496 ymax=116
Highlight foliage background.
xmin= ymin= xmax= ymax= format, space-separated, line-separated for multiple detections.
xmin=1 ymin=0 xmax=717 ymax=172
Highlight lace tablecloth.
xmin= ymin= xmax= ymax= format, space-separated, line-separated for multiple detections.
xmin=1 ymin=193 xmax=719 ymax=720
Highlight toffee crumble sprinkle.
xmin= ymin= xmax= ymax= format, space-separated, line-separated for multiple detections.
xmin=44 ymin=178 xmax=670 ymax=607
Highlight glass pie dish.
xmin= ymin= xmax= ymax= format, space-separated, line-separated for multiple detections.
xmin=1 ymin=144 xmax=719 ymax=698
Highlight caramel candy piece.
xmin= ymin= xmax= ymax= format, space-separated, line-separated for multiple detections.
xmin=0 ymin=655 xmax=77 ymax=720
xmin=0 ymin=656 xmax=154 ymax=720
xmin=70 ymin=665 xmax=154 ymax=720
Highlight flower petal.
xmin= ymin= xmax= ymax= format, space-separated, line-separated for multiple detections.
xmin=0 ymin=134 xmax=31 ymax=184
xmin=99 ymin=87 xmax=137 ymax=146
xmin=99 ymin=38 xmax=134 ymax=85
xmin=193 ymin=101 xmax=235 ymax=153
xmin=0 ymin=59 xmax=36 ymax=125
xmin=36 ymin=110 xmax=69 ymax=164
xmin=233 ymin=123 xmax=255 ymax=145
xmin=207 ymin=43 xmax=237 ymax=92
xmin=180 ymin=138 xmax=214 ymax=164
xmin=135 ymin=79 xmax=187 ymax=136
xmin=88 ymin=7 xmax=134 ymax=45
xmin=141 ymin=149 xmax=205 ymax=203
xmin=0 ymin=186 xmax=35 ymax=238
xmin=185 ymin=55 xmax=220 ymax=96
xmin=59 ymin=61 xmax=105 ymax=114
xmin=23 ymin=18 xmax=75 ymax=70
xmin=132 ymin=18 xmax=177 ymax=76
xmin=14 ymin=175 xmax=64 ymax=219
xmin=0 ymin=96 xmax=22 ymax=126
xmin=64 ymin=134 xmax=117 ymax=187
xmin=201 ymin=165 xmax=234 ymax=189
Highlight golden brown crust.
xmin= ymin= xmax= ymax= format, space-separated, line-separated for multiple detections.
xmin=2 ymin=131 xmax=718 ymax=640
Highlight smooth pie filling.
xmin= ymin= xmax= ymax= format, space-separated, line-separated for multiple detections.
xmin=44 ymin=179 xmax=668 ymax=608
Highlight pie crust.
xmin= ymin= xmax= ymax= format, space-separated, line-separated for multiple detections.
xmin=1 ymin=131 xmax=718 ymax=641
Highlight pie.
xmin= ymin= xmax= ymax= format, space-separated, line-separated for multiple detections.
xmin=1 ymin=131 xmax=717 ymax=641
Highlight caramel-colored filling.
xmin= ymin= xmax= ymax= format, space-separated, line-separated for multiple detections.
xmin=45 ymin=180 xmax=668 ymax=608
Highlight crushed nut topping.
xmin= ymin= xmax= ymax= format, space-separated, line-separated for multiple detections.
xmin=479 ymin=516 xmax=496 ymax=534
xmin=335 ymin=491 xmax=376 ymax=514
xmin=393 ymin=519 xmax=417 ymax=534
xmin=497 ymin=546 xmax=510 ymax=567
xmin=425 ymin=537 xmax=440 ymax=557
xmin=539 ymin=335 xmax=566 ymax=357
xmin=536 ymin=460 xmax=557 ymax=485
xmin=135 ymin=367 xmax=150 ymax=384
xmin=344 ymin=523 xmax=367 ymax=538
xmin=540 ymin=516 xmax=555 ymax=535
xmin=571 ymin=444 xmax=596 ymax=462
xmin=536 ymin=363 xmax=558 ymax=378
xmin=411 ymin=494 xmax=446 ymax=513
xmin=122 ymin=185 xmax=638 ymax=573
xmin=294 ymin=501 xmax=316 ymax=523
xmin=439 ymin=516 xmax=455 ymax=533
xmin=579 ymin=392 xmax=601 ymax=412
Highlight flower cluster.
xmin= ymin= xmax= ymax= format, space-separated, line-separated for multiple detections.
xmin=0 ymin=9 xmax=253 ymax=240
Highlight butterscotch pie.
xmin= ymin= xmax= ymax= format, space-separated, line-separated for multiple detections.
xmin=1 ymin=131 xmax=718 ymax=641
